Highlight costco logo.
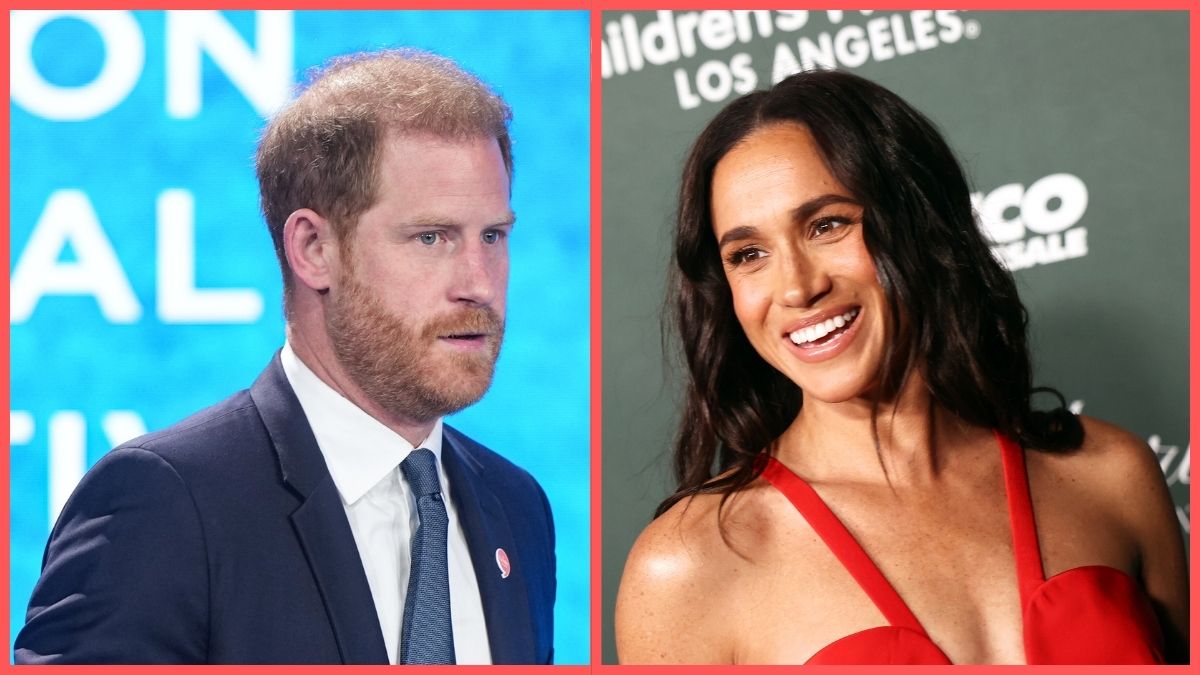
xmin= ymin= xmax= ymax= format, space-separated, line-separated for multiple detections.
xmin=972 ymin=173 xmax=1088 ymax=271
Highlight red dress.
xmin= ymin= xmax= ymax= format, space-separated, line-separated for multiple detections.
xmin=759 ymin=431 xmax=1165 ymax=664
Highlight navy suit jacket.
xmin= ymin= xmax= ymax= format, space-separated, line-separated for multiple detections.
xmin=14 ymin=355 xmax=555 ymax=664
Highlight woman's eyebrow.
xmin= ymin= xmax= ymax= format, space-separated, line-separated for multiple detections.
xmin=791 ymin=193 xmax=859 ymax=222
xmin=717 ymin=225 xmax=758 ymax=249
xmin=717 ymin=193 xmax=859 ymax=248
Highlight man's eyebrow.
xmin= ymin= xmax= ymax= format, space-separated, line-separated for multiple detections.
xmin=399 ymin=212 xmax=517 ymax=230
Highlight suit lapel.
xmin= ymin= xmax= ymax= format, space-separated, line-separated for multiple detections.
xmin=250 ymin=355 xmax=389 ymax=665
xmin=441 ymin=429 xmax=537 ymax=664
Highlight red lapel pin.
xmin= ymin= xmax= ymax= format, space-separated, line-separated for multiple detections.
xmin=495 ymin=547 xmax=511 ymax=579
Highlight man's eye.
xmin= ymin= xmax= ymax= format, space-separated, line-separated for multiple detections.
xmin=482 ymin=230 xmax=503 ymax=244
xmin=417 ymin=232 xmax=441 ymax=245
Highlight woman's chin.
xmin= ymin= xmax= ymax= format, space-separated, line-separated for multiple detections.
xmin=796 ymin=381 xmax=877 ymax=408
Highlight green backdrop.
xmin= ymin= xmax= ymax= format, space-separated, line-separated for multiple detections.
xmin=601 ymin=10 xmax=1189 ymax=663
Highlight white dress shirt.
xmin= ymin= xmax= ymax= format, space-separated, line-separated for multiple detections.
xmin=280 ymin=343 xmax=492 ymax=664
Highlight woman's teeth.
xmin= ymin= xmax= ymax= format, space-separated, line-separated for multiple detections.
xmin=789 ymin=308 xmax=859 ymax=346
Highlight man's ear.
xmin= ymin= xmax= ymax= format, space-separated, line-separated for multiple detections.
xmin=283 ymin=208 xmax=339 ymax=292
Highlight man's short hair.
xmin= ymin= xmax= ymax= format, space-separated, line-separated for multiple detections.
xmin=255 ymin=49 xmax=513 ymax=303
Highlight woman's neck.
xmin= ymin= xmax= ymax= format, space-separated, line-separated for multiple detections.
xmin=776 ymin=374 xmax=984 ymax=487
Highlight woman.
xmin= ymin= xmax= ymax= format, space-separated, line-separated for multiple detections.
xmin=614 ymin=70 xmax=1187 ymax=664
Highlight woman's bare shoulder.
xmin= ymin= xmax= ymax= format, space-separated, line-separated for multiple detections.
xmin=1069 ymin=415 xmax=1189 ymax=660
xmin=1047 ymin=415 xmax=1163 ymax=493
xmin=625 ymin=482 xmax=777 ymax=580
xmin=1029 ymin=415 xmax=1170 ymax=527
xmin=1077 ymin=414 xmax=1149 ymax=454
xmin=1068 ymin=414 xmax=1179 ymax=530
xmin=615 ymin=485 xmax=774 ymax=663
xmin=1031 ymin=415 xmax=1144 ymax=475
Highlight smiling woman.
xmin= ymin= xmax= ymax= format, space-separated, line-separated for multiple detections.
xmin=613 ymin=70 xmax=1188 ymax=665
xmin=712 ymin=123 xmax=883 ymax=405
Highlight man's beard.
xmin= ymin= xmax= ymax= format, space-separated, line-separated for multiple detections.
xmin=326 ymin=268 xmax=503 ymax=424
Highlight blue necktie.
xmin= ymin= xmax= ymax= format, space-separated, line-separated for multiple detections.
xmin=399 ymin=448 xmax=455 ymax=664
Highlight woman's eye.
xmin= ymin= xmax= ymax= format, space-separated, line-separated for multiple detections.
xmin=727 ymin=247 xmax=765 ymax=266
xmin=812 ymin=216 xmax=850 ymax=237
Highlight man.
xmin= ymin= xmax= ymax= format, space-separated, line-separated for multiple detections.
xmin=15 ymin=50 xmax=554 ymax=665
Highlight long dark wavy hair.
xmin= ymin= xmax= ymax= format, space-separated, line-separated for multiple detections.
xmin=659 ymin=70 xmax=1082 ymax=517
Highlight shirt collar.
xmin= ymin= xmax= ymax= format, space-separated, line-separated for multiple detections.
xmin=280 ymin=341 xmax=444 ymax=505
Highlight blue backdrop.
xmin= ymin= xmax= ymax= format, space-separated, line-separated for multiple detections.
xmin=8 ymin=10 xmax=590 ymax=663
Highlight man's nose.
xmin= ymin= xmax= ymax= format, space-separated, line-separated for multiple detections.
xmin=452 ymin=241 xmax=504 ymax=305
